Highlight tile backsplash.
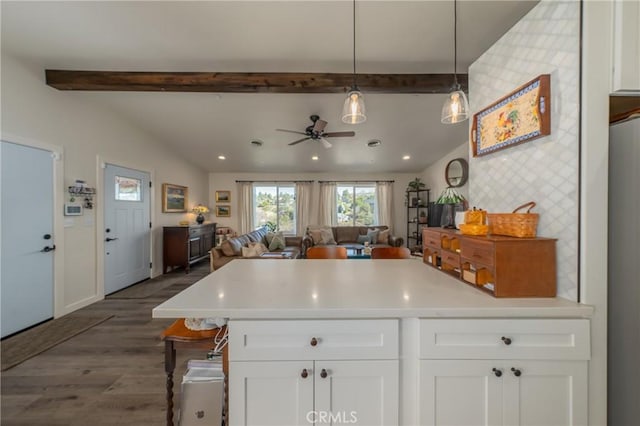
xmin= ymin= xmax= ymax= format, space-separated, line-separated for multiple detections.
xmin=468 ymin=0 xmax=580 ymax=300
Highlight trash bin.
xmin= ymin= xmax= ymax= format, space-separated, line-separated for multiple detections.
xmin=180 ymin=359 xmax=224 ymax=426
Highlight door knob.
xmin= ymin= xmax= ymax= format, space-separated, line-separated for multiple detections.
xmin=511 ymin=368 xmax=522 ymax=377
xmin=492 ymin=368 xmax=502 ymax=377
xmin=43 ymin=234 xmax=51 ymax=240
xmin=105 ymin=237 xmax=119 ymax=242
xmin=41 ymin=245 xmax=56 ymax=253
xmin=320 ymin=369 xmax=328 ymax=378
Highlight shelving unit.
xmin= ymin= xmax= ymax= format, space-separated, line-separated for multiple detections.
xmin=406 ymin=189 xmax=430 ymax=251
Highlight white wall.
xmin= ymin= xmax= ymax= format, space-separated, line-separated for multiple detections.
xmin=421 ymin=142 xmax=469 ymax=203
xmin=468 ymin=0 xmax=580 ymax=301
xmin=208 ymin=172 xmax=417 ymax=242
xmin=1 ymin=54 xmax=209 ymax=316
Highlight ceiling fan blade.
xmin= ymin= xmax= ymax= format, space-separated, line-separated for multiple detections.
xmin=323 ymin=131 xmax=356 ymax=138
xmin=277 ymin=129 xmax=307 ymax=136
xmin=313 ymin=119 xmax=327 ymax=133
xmin=320 ymin=138 xmax=332 ymax=149
xmin=288 ymin=137 xmax=311 ymax=146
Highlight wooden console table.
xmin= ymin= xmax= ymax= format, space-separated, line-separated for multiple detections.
xmin=163 ymin=223 xmax=216 ymax=273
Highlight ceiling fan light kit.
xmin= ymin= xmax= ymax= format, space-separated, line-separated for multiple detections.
xmin=441 ymin=0 xmax=469 ymax=124
xmin=342 ymin=0 xmax=366 ymax=125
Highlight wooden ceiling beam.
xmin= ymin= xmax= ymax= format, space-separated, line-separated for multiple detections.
xmin=45 ymin=70 xmax=467 ymax=94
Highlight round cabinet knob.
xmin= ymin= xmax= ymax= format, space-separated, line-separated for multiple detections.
xmin=511 ymin=367 xmax=522 ymax=377
xmin=501 ymin=336 xmax=512 ymax=345
xmin=310 ymin=337 xmax=318 ymax=347
xmin=492 ymin=368 xmax=502 ymax=377
xmin=301 ymin=369 xmax=309 ymax=379
xmin=320 ymin=369 xmax=328 ymax=379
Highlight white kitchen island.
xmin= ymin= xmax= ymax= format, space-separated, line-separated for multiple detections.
xmin=153 ymin=259 xmax=593 ymax=426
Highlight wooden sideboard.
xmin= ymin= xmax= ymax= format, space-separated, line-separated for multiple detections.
xmin=422 ymin=227 xmax=556 ymax=297
xmin=163 ymin=223 xmax=216 ymax=274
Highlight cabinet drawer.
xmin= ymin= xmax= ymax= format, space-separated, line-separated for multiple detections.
xmin=460 ymin=238 xmax=494 ymax=266
xmin=420 ymin=319 xmax=590 ymax=360
xmin=422 ymin=230 xmax=441 ymax=249
xmin=229 ymin=319 xmax=398 ymax=361
xmin=440 ymin=250 xmax=460 ymax=267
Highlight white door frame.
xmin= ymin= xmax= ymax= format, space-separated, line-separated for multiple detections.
xmin=0 ymin=132 xmax=65 ymax=318
xmin=96 ymin=156 xmax=155 ymax=298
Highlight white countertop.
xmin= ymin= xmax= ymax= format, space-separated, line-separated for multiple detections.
xmin=152 ymin=259 xmax=593 ymax=319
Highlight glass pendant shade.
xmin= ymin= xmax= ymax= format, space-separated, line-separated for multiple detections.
xmin=341 ymin=88 xmax=367 ymax=124
xmin=440 ymin=89 xmax=469 ymax=124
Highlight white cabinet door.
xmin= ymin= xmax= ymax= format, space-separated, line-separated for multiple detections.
xmin=612 ymin=0 xmax=640 ymax=92
xmin=229 ymin=361 xmax=313 ymax=426
xmin=503 ymin=361 xmax=588 ymax=426
xmin=315 ymin=360 xmax=399 ymax=426
xmin=419 ymin=360 xmax=503 ymax=426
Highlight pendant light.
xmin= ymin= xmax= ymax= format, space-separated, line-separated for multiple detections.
xmin=441 ymin=0 xmax=469 ymax=124
xmin=342 ymin=0 xmax=366 ymax=124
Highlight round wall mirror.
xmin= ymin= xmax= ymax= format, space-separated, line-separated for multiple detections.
xmin=445 ymin=158 xmax=469 ymax=188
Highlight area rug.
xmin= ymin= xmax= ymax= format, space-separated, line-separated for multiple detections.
xmin=1 ymin=315 xmax=113 ymax=371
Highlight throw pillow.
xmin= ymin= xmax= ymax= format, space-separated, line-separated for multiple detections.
xmin=241 ymin=245 xmax=260 ymax=257
xmin=265 ymin=232 xmax=275 ymax=246
xmin=269 ymin=232 xmax=286 ymax=251
xmin=248 ymin=241 xmax=268 ymax=255
xmin=308 ymin=229 xmax=323 ymax=245
xmin=356 ymin=234 xmax=371 ymax=245
xmin=366 ymin=228 xmax=380 ymax=244
xmin=319 ymin=228 xmax=336 ymax=245
xmin=377 ymin=229 xmax=390 ymax=245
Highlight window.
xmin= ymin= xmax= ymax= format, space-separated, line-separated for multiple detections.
xmin=253 ymin=184 xmax=296 ymax=233
xmin=115 ymin=176 xmax=141 ymax=201
xmin=336 ymin=185 xmax=377 ymax=226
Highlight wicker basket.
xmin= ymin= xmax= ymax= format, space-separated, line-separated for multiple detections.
xmin=487 ymin=202 xmax=539 ymax=238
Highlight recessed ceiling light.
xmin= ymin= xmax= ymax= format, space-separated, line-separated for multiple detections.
xmin=250 ymin=140 xmax=263 ymax=147
xmin=218 ymin=155 xmax=226 ymax=160
xmin=403 ymin=155 xmax=411 ymax=160
xmin=367 ymin=139 xmax=382 ymax=148
xmin=312 ymin=155 xmax=319 ymax=161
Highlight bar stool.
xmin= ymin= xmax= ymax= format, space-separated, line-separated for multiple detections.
xmin=160 ymin=319 xmax=228 ymax=426
xmin=306 ymin=246 xmax=348 ymax=259
xmin=370 ymin=246 xmax=412 ymax=259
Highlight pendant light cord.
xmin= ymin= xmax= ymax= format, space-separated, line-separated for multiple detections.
xmin=453 ymin=0 xmax=458 ymax=87
xmin=352 ymin=0 xmax=357 ymax=88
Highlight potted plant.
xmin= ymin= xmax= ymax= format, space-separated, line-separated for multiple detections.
xmin=419 ymin=211 xmax=428 ymax=223
xmin=407 ymin=177 xmax=426 ymax=192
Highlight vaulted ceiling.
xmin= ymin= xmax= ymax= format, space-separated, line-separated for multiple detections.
xmin=1 ymin=1 xmax=538 ymax=173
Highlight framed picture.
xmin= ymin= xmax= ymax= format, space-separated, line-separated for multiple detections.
xmin=471 ymin=74 xmax=551 ymax=157
xmin=216 ymin=205 xmax=231 ymax=217
xmin=162 ymin=183 xmax=188 ymax=213
xmin=215 ymin=190 xmax=231 ymax=203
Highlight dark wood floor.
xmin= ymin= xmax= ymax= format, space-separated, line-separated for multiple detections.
xmin=1 ymin=262 xmax=211 ymax=426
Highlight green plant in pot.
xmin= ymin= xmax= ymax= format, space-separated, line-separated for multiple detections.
xmin=407 ymin=177 xmax=426 ymax=191
xmin=419 ymin=211 xmax=428 ymax=223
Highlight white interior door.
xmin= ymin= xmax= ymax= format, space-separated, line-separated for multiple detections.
xmin=1 ymin=141 xmax=55 ymax=338
xmin=103 ymin=164 xmax=150 ymax=295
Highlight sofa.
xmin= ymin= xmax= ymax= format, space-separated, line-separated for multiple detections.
xmin=302 ymin=225 xmax=403 ymax=256
xmin=209 ymin=227 xmax=303 ymax=270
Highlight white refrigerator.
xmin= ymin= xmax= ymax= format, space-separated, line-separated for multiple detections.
xmin=608 ymin=115 xmax=640 ymax=426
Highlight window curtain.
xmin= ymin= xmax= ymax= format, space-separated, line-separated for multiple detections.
xmin=376 ymin=181 xmax=394 ymax=229
xmin=238 ymin=182 xmax=254 ymax=234
xmin=318 ymin=182 xmax=337 ymax=226
xmin=295 ymin=181 xmax=313 ymax=235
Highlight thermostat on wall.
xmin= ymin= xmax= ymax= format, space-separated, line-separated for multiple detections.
xmin=64 ymin=204 xmax=83 ymax=216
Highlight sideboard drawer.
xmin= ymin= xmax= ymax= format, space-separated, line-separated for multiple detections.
xmin=422 ymin=229 xmax=441 ymax=249
xmin=420 ymin=319 xmax=590 ymax=360
xmin=460 ymin=238 xmax=495 ymax=267
xmin=229 ymin=319 xmax=398 ymax=361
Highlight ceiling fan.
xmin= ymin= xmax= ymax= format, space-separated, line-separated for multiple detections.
xmin=277 ymin=115 xmax=355 ymax=149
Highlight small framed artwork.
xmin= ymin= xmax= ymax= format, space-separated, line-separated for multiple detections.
xmin=216 ymin=205 xmax=231 ymax=217
xmin=471 ymin=74 xmax=551 ymax=157
xmin=162 ymin=183 xmax=188 ymax=213
xmin=215 ymin=190 xmax=231 ymax=203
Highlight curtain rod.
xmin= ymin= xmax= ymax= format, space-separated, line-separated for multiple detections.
xmin=235 ymin=180 xmax=315 ymax=183
xmin=318 ymin=180 xmax=395 ymax=184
